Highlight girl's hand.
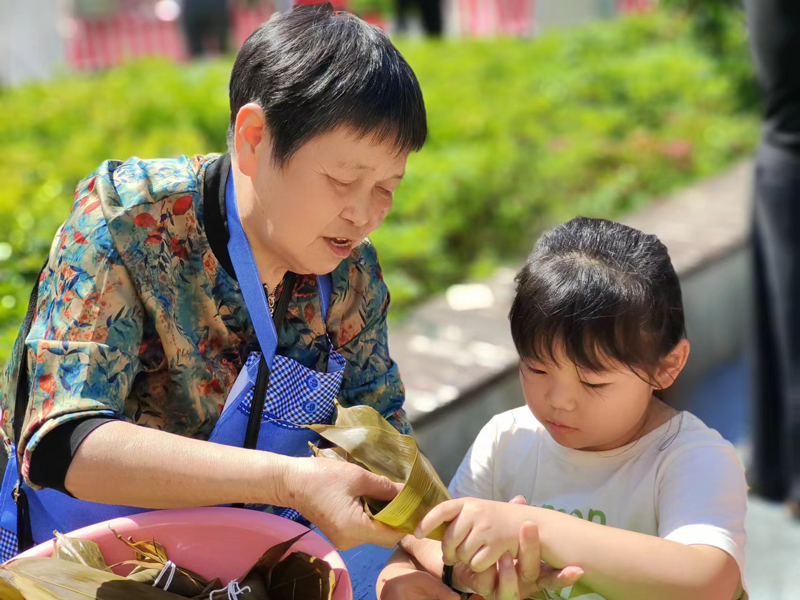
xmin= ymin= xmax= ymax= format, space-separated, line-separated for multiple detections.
xmin=453 ymin=528 xmax=584 ymax=599
xmin=417 ymin=498 xmax=549 ymax=573
xmin=377 ymin=561 xmax=461 ymax=600
xmin=452 ymin=498 xmax=584 ymax=599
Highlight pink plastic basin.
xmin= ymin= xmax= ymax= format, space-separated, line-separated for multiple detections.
xmin=14 ymin=507 xmax=352 ymax=599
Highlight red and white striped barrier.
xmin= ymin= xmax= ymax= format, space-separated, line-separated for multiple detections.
xmin=63 ymin=0 xmax=653 ymax=70
xmin=65 ymin=4 xmax=279 ymax=70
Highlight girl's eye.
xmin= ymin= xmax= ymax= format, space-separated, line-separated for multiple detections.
xmin=522 ymin=364 xmax=546 ymax=375
xmin=582 ymin=381 xmax=609 ymax=389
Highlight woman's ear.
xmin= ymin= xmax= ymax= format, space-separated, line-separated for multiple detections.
xmin=234 ymin=103 xmax=269 ymax=177
xmin=654 ymin=339 xmax=690 ymax=390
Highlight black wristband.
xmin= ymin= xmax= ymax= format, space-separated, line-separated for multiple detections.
xmin=442 ymin=564 xmax=470 ymax=599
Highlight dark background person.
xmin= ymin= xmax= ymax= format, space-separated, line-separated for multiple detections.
xmin=395 ymin=0 xmax=443 ymax=37
xmin=745 ymin=0 xmax=800 ymax=515
xmin=181 ymin=0 xmax=232 ymax=57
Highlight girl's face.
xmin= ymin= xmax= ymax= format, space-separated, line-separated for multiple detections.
xmin=519 ymin=341 xmax=689 ymax=452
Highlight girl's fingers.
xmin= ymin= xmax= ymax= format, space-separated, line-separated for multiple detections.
xmin=416 ymin=499 xmax=466 ymax=539
xmin=456 ymin=526 xmax=500 ymax=569
xmin=509 ymin=495 xmax=527 ymax=505
xmin=469 ymin=543 xmax=506 ymax=574
xmin=441 ymin=514 xmax=473 ymax=566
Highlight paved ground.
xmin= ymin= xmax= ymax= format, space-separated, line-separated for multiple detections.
xmin=686 ymin=356 xmax=800 ymax=600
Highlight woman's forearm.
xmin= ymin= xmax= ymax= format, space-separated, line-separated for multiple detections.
xmin=65 ymin=421 xmax=296 ymax=508
xmin=533 ymin=508 xmax=741 ymax=600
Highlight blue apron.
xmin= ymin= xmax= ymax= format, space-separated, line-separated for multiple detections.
xmin=0 ymin=169 xmax=343 ymax=561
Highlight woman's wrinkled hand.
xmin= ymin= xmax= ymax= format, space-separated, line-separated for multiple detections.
xmin=287 ymin=456 xmax=404 ymax=550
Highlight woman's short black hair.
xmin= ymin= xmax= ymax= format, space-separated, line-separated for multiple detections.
xmin=509 ymin=217 xmax=686 ymax=382
xmin=228 ymin=3 xmax=427 ymax=166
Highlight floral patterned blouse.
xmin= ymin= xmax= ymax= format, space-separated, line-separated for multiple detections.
xmin=0 ymin=153 xmax=409 ymax=487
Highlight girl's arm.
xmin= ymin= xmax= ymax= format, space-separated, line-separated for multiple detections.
xmin=417 ymin=499 xmax=742 ymax=600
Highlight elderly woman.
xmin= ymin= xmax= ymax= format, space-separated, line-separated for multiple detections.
xmin=0 ymin=3 xmax=426 ymax=562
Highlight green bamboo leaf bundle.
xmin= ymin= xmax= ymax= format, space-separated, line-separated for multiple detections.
xmin=52 ymin=532 xmax=109 ymax=571
xmin=308 ymin=403 xmax=451 ymax=540
xmin=0 ymin=529 xmax=337 ymax=600
xmin=0 ymin=557 xmax=186 ymax=599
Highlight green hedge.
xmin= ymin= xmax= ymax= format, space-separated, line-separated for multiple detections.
xmin=0 ymin=11 xmax=758 ymax=364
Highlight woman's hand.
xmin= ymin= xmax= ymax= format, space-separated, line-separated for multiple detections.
xmin=287 ymin=457 xmax=405 ymax=550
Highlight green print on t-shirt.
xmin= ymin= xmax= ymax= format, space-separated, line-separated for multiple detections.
xmin=539 ymin=504 xmax=607 ymax=525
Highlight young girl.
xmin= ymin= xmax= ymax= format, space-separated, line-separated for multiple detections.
xmin=378 ymin=217 xmax=747 ymax=600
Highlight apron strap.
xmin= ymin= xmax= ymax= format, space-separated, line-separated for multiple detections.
xmin=318 ymin=273 xmax=332 ymax=323
xmin=243 ymin=272 xmax=296 ymax=453
xmin=11 ymin=258 xmax=49 ymax=552
xmin=225 ymin=172 xmax=282 ymax=369
xmin=226 ymin=169 xmax=336 ymax=508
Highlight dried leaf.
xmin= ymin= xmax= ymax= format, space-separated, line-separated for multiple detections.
xmin=247 ymin=531 xmax=311 ymax=575
xmin=53 ymin=531 xmax=109 ymax=571
xmin=110 ymin=529 xmax=170 ymax=565
xmin=0 ymin=576 xmax=25 ymax=600
xmin=109 ymin=529 xmax=208 ymax=595
xmin=189 ymin=578 xmax=223 ymax=600
xmin=236 ymin=531 xmax=312 ymax=600
xmin=307 ymin=403 xmax=451 ymax=540
xmin=0 ymin=557 xmax=186 ymax=599
xmin=267 ymin=552 xmax=335 ymax=600
xmin=126 ymin=565 xmax=213 ymax=597
xmin=308 ymin=443 xmax=350 ymax=463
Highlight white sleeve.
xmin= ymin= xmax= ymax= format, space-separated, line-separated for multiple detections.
xmin=447 ymin=415 xmax=501 ymax=500
xmin=656 ymin=436 xmax=748 ymax=593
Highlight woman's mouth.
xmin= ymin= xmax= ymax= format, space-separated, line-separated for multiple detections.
xmin=324 ymin=237 xmax=354 ymax=258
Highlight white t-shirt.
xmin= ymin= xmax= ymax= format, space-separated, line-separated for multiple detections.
xmin=448 ymin=407 xmax=748 ymax=599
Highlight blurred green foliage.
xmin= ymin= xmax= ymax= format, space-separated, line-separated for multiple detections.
xmin=0 ymin=11 xmax=758 ymax=364
xmin=350 ymin=0 xmax=394 ymax=19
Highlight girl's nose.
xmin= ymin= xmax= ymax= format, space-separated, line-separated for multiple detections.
xmin=547 ymin=388 xmax=578 ymax=412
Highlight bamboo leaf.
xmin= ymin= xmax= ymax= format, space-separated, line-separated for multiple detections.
xmin=307 ymin=402 xmax=451 ymax=540
xmin=236 ymin=531 xmax=312 ymax=600
xmin=0 ymin=558 xmax=186 ymax=599
xmin=267 ymin=552 xmax=335 ymax=600
xmin=53 ymin=531 xmax=109 ymax=571
xmin=0 ymin=575 xmax=25 ymax=600
xmin=110 ymin=529 xmax=169 ymax=564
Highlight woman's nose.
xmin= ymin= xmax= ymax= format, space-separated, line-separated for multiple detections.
xmin=340 ymin=192 xmax=373 ymax=229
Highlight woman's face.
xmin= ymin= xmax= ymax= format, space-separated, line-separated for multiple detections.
xmin=236 ymin=121 xmax=408 ymax=280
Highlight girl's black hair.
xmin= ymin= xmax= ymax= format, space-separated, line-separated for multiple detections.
xmin=509 ymin=217 xmax=686 ymax=382
xmin=228 ymin=3 xmax=427 ymax=166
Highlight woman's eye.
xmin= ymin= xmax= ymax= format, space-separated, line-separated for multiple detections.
xmin=376 ymin=187 xmax=394 ymax=199
xmin=328 ymin=176 xmax=353 ymax=188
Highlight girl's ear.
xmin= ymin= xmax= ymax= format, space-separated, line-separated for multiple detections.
xmin=653 ymin=339 xmax=690 ymax=390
